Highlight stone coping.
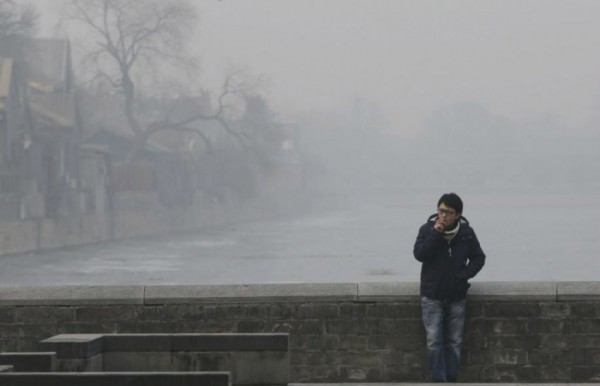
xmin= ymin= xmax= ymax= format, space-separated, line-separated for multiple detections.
xmin=0 ymin=372 xmax=230 ymax=386
xmin=0 ymin=281 xmax=598 ymax=305
xmin=39 ymin=333 xmax=289 ymax=359
xmin=290 ymin=384 xmax=600 ymax=386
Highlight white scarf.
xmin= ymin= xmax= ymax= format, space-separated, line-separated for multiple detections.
xmin=443 ymin=220 xmax=460 ymax=240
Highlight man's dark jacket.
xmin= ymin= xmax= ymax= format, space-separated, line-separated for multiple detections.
xmin=413 ymin=214 xmax=486 ymax=301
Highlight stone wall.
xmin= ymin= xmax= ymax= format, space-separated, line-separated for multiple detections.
xmin=0 ymin=282 xmax=599 ymax=383
xmin=0 ymin=191 xmax=306 ymax=256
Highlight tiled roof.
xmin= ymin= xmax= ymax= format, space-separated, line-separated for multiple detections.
xmin=0 ymin=36 xmax=70 ymax=92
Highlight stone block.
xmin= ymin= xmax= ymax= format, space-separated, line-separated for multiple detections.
xmin=55 ymin=354 xmax=103 ymax=372
xmin=144 ymin=283 xmax=357 ymax=304
xmin=173 ymin=333 xmax=289 ymax=352
xmin=0 ymin=286 xmax=144 ymax=306
xmin=103 ymin=334 xmax=172 ymax=352
xmin=297 ymin=304 xmax=339 ymax=319
xmin=558 ymin=281 xmax=600 ymax=301
xmin=482 ymin=334 xmax=540 ymax=350
xmin=528 ymin=319 xmax=569 ymax=334
xmin=571 ymin=302 xmax=600 ymax=317
xmin=38 ymin=334 xmax=103 ymax=359
xmin=75 ymin=306 xmax=136 ymax=321
xmin=541 ymin=302 xmax=571 ymax=318
xmin=486 ymin=349 xmax=528 ymax=365
xmin=0 ymin=307 xmax=16 ymax=323
xmin=0 ymin=352 xmax=56 ymax=371
xmin=484 ymin=302 xmax=541 ymax=318
xmin=357 ymin=282 xmax=420 ymax=302
xmin=469 ymin=281 xmax=556 ymax=301
xmin=14 ymin=307 xmax=74 ymax=323
xmin=571 ymin=366 xmax=600 ymax=382
xmin=103 ymin=351 xmax=181 ymax=371
xmin=469 ymin=319 xmax=529 ymax=336
xmin=540 ymin=365 xmax=571 ymax=381
xmin=540 ymin=334 xmax=571 ymax=349
xmin=230 ymin=351 xmax=289 ymax=385
xmin=103 ymin=351 xmax=288 ymax=385
xmin=0 ymin=371 xmax=231 ymax=386
xmin=236 ymin=319 xmax=266 ymax=332
xmin=103 ymin=333 xmax=289 ymax=352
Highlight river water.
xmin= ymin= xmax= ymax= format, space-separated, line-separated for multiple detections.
xmin=0 ymin=189 xmax=598 ymax=285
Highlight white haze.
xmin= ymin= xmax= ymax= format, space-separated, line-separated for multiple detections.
xmin=18 ymin=0 xmax=600 ymax=283
xmin=194 ymin=0 xmax=600 ymax=137
xmin=31 ymin=1 xmax=600 ymax=135
xmin=26 ymin=0 xmax=600 ymax=199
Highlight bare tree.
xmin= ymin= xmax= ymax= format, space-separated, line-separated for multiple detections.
xmin=66 ymin=0 xmax=254 ymax=163
xmin=0 ymin=0 xmax=38 ymax=37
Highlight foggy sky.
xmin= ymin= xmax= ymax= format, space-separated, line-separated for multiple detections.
xmin=32 ymin=0 xmax=600 ymax=137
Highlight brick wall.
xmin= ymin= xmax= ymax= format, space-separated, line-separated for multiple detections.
xmin=0 ymin=282 xmax=599 ymax=383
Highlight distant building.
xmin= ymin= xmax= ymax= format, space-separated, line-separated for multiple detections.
xmin=0 ymin=37 xmax=85 ymax=219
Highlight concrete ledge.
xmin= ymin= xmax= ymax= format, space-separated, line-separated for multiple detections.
xmin=290 ymin=384 xmax=600 ymax=386
xmin=0 ymin=282 xmax=600 ymax=305
xmin=557 ymin=281 xmax=600 ymax=301
xmin=0 ymin=353 xmax=56 ymax=372
xmin=357 ymin=282 xmax=420 ymax=302
xmin=0 ymin=371 xmax=230 ymax=386
xmin=0 ymin=286 xmax=144 ymax=305
xmin=38 ymin=334 xmax=104 ymax=359
xmin=468 ymin=281 xmax=557 ymax=301
xmin=103 ymin=333 xmax=289 ymax=352
xmin=40 ymin=333 xmax=288 ymax=357
xmin=144 ymin=283 xmax=358 ymax=304
xmin=38 ymin=333 xmax=289 ymax=385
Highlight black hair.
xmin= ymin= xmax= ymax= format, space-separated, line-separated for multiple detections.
xmin=438 ymin=192 xmax=463 ymax=214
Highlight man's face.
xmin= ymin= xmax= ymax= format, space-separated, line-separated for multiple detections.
xmin=437 ymin=203 xmax=459 ymax=229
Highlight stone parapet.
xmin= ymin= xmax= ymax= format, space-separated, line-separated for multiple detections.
xmin=0 ymin=282 xmax=599 ymax=383
xmin=0 ymin=281 xmax=599 ymax=305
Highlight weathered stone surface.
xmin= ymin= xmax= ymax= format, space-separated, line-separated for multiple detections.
xmin=38 ymin=334 xmax=104 ymax=359
xmin=38 ymin=333 xmax=289 ymax=385
xmin=0 ymin=282 xmax=599 ymax=383
xmin=0 ymin=372 xmax=230 ymax=386
xmin=144 ymin=283 xmax=357 ymax=304
xmin=357 ymin=282 xmax=420 ymax=302
xmin=557 ymin=281 xmax=600 ymax=301
xmin=0 ymin=286 xmax=144 ymax=306
xmin=0 ymin=352 xmax=56 ymax=371
xmin=468 ymin=281 xmax=556 ymax=301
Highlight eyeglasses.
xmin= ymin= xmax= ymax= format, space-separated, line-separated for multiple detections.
xmin=437 ymin=208 xmax=456 ymax=216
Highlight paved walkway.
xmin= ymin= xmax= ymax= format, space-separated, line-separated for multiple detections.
xmin=291 ymin=384 xmax=600 ymax=386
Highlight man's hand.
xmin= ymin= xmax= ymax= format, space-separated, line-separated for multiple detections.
xmin=434 ymin=218 xmax=445 ymax=232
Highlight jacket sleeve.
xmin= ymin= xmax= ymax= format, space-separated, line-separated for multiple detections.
xmin=413 ymin=223 xmax=445 ymax=262
xmin=457 ymin=230 xmax=486 ymax=279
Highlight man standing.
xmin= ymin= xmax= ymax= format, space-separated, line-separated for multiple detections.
xmin=413 ymin=193 xmax=486 ymax=382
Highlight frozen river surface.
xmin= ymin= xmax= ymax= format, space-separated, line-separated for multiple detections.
xmin=0 ymin=191 xmax=598 ymax=285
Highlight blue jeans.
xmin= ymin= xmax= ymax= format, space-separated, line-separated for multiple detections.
xmin=421 ymin=296 xmax=467 ymax=382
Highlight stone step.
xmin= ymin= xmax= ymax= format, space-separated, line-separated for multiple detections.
xmin=0 ymin=352 xmax=56 ymax=372
xmin=0 ymin=371 xmax=230 ymax=386
xmin=291 ymin=384 xmax=600 ymax=386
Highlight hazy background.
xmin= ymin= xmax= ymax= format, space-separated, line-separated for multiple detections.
xmin=6 ymin=0 xmax=597 ymax=284
xmin=30 ymin=0 xmax=600 ymax=136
